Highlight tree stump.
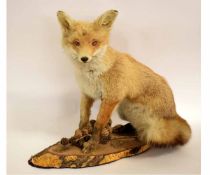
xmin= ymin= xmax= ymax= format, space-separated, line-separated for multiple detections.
xmin=28 ymin=122 xmax=150 ymax=168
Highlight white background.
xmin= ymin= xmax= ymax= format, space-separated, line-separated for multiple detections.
xmin=7 ymin=0 xmax=200 ymax=174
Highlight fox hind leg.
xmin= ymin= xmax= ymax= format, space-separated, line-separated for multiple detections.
xmin=117 ymin=99 xmax=191 ymax=147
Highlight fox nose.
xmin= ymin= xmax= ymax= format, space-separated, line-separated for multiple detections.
xmin=81 ymin=57 xmax=89 ymax=63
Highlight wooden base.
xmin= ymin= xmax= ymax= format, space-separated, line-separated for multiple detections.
xmin=28 ymin=123 xmax=150 ymax=168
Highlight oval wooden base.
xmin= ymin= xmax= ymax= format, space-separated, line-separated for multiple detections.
xmin=28 ymin=123 xmax=150 ymax=168
xmin=29 ymin=136 xmax=150 ymax=168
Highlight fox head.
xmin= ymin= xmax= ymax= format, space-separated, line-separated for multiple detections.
xmin=57 ymin=10 xmax=118 ymax=64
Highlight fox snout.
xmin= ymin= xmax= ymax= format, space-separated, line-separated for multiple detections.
xmin=80 ymin=56 xmax=89 ymax=63
xmin=78 ymin=53 xmax=92 ymax=63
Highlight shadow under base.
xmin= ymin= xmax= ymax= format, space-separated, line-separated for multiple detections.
xmin=28 ymin=123 xmax=150 ymax=168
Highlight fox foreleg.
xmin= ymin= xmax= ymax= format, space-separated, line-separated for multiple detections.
xmin=82 ymin=100 xmax=118 ymax=153
xmin=79 ymin=94 xmax=94 ymax=129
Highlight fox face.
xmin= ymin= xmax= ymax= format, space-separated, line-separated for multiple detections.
xmin=57 ymin=10 xmax=118 ymax=64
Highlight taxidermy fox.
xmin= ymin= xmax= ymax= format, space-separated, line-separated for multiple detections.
xmin=57 ymin=10 xmax=191 ymax=152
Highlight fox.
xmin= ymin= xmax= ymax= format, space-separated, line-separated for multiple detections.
xmin=57 ymin=9 xmax=191 ymax=153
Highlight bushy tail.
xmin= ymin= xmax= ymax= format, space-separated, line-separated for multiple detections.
xmin=141 ymin=115 xmax=191 ymax=147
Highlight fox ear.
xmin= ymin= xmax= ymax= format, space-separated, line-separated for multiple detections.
xmin=57 ymin=11 xmax=75 ymax=32
xmin=94 ymin=10 xmax=118 ymax=29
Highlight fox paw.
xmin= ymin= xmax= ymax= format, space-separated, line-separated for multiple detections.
xmin=82 ymin=140 xmax=97 ymax=153
xmin=100 ymin=127 xmax=111 ymax=144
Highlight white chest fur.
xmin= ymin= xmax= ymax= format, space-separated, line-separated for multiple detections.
xmin=75 ymin=71 xmax=103 ymax=99
xmin=72 ymin=54 xmax=113 ymax=99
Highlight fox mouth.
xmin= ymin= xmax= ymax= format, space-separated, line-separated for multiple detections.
xmin=88 ymin=69 xmax=94 ymax=73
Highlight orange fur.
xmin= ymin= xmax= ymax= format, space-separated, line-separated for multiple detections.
xmin=57 ymin=10 xmax=191 ymax=147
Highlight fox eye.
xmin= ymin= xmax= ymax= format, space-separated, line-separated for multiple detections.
xmin=92 ymin=40 xmax=98 ymax=46
xmin=72 ymin=40 xmax=80 ymax=46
